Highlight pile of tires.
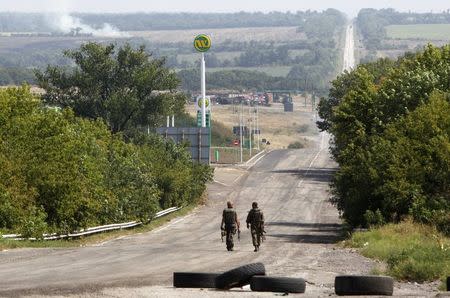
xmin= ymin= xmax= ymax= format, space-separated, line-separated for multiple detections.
xmin=174 ymin=265 xmax=398 ymax=295
xmin=174 ymin=262 xmax=306 ymax=293
xmin=173 ymin=265 xmax=450 ymax=295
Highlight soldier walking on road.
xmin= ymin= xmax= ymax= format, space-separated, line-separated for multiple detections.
xmin=246 ymin=202 xmax=264 ymax=252
xmin=221 ymin=201 xmax=240 ymax=251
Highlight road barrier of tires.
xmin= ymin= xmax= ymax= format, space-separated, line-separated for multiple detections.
xmin=1 ymin=206 xmax=181 ymax=241
xmin=173 ymin=262 xmax=404 ymax=295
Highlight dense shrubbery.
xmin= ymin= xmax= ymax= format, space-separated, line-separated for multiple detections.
xmin=0 ymin=86 xmax=212 ymax=237
xmin=318 ymin=44 xmax=450 ymax=234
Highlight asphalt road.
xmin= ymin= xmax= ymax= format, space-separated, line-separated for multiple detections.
xmin=343 ymin=23 xmax=356 ymax=71
xmin=0 ymin=129 xmax=346 ymax=295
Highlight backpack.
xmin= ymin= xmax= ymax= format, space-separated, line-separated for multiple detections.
xmin=251 ymin=209 xmax=262 ymax=225
xmin=223 ymin=208 xmax=236 ymax=225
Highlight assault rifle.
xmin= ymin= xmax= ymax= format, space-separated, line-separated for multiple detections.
xmin=260 ymin=225 xmax=266 ymax=242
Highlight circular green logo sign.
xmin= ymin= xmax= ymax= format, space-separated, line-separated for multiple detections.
xmin=194 ymin=34 xmax=211 ymax=52
xmin=197 ymin=97 xmax=210 ymax=109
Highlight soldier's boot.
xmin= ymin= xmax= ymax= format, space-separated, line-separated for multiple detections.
xmin=254 ymin=246 xmax=258 ymax=252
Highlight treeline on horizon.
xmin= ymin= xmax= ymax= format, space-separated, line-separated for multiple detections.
xmin=0 ymin=10 xmax=344 ymax=32
xmin=0 ymin=9 xmax=345 ymax=94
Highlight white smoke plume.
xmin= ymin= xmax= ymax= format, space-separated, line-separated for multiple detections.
xmin=48 ymin=13 xmax=129 ymax=38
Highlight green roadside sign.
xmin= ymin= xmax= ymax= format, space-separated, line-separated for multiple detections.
xmin=194 ymin=34 xmax=211 ymax=52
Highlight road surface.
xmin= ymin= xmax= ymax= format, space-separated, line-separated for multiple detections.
xmin=343 ymin=24 xmax=356 ymax=71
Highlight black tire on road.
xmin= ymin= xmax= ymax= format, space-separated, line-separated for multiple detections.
xmin=250 ymin=276 xmax=306 ymax=293
xmin=447 ymin=276 xmax=450 ymax=291
xmin=173 ymin=272 xmax=220 ymax=288
xmin=215 ymin=263 xmax=266 ymax=289
xmin=335 ymin=275 xmax=394 ymax=296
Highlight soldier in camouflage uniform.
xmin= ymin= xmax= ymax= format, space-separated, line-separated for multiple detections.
xmin=246 ymin=202 xmax=264 ymax=252
xmin=221 ymin=201 xmax=240 ymax=251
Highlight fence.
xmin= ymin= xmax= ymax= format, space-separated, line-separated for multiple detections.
xmin=210 ymin=147 xmax=260 ymax=164
xmin=1 ymin=207 xmax=182 ymax=241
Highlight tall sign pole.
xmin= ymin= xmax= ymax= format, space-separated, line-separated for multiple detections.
xmin=201 ymin=52 xmax=206 ymax=127
xmin=194 ymin=34 xmax=211 ymax=128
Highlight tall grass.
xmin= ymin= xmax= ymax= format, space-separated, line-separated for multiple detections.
xmin=343 ymin=220 xmax=450 ymax=282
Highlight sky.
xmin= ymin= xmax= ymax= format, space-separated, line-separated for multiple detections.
xmin=0 ymin=0 xmax=449 ymax=17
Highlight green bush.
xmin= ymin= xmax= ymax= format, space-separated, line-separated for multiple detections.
xmin=19 ymin=207 xmax=48 ymax=240
xmin=364 ymin=209 xmax=385 ymax=228
xmin=0 ymin=86 xmax=212 ymax=235
xmin=288 ymin=141 xmax=305 ymax=149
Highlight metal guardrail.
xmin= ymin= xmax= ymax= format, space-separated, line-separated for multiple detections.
xmin=1 ymin=206 xmax=182 ymax=241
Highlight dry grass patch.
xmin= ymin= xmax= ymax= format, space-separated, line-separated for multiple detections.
xmin=188 ymin=100 xmax=318 ymax=149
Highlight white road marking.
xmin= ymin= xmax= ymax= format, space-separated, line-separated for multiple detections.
xmin=213 ymin=179 xmax=230 ymax=187
xmin=93 ymin=235 xmax=127 ymax=247
xmin=152 ymin=213 xmax=196 ymax=234
xmin=297 ymin=132 xmax=327 ymax=188
xmin=246 ymin=151 xmax=268 ymax=170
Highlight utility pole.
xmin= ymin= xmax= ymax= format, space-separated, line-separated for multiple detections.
xmin=201 ymin=52 xmax=206 ymax=127
xmin=249 ymin=104 xmax=252 ymax=157
xmin=256 ymin=102 xmax=260 ymax=151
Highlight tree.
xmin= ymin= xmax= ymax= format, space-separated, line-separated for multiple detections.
xmin=36 ymin=42 xmax=185 ymax=133
xmin=322 ymin=45 xmax=450 ymax=232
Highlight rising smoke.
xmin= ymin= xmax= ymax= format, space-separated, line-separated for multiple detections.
xmin=47 ymin=13 xmax=129 ymax=37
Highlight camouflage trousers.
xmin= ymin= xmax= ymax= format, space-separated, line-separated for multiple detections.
xmin=225 ymin=225 xmax=236 ymax=251
xmin=251 ymin=227 xmax=262 ymax=247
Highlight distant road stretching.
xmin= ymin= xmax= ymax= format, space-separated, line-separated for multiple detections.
xmin=343 ymin=24 xmax=356 ymax=71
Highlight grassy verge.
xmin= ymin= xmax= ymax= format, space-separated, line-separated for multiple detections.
xmin=342 ymin=220 xmax=449 ymax=286
xmin=0 ymin=204 xmax=197 ymax=250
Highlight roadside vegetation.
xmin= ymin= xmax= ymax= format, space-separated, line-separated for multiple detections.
xmin=343 ymin=220 xmax=449 ymax=283
xmin=0 ymin=42 xmax=213 ymax=240
xmin=0 ymin=204 xmax=197 ymax=250
xmin=318 ymin=44 xmax=450 ymax=235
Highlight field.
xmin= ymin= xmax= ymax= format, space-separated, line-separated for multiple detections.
xmin=187 ymin=95 xmax=318 ymax=151
xmin=207 ymin=66 xmax=292 ymax=77
xmin=386 ymin=24 xmax=450 ymax=40
xmin=128 ymin=26 xmax=305 ymax=43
